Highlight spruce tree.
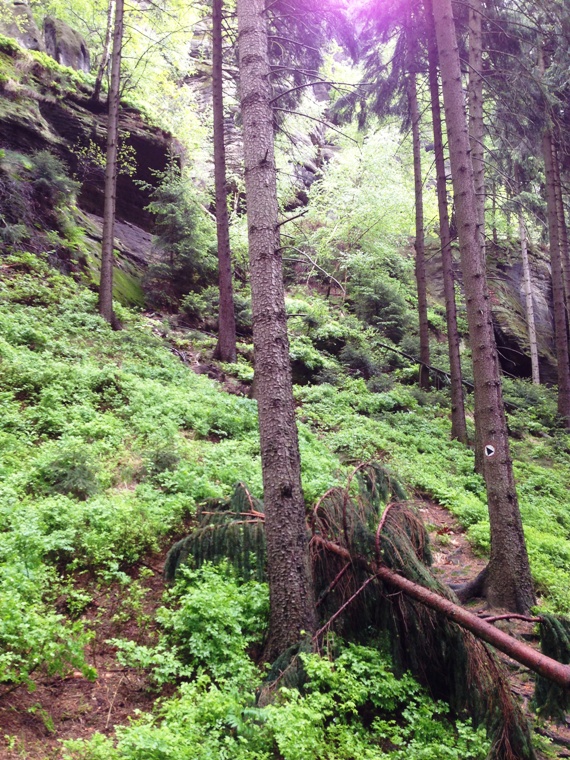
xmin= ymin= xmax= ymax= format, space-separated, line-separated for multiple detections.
xmin=430 ymin=0 xmax=535 ymax=613
xmin=424 ymin=0 xmax=467 ymax=442
xmin=237 ymin=0 xmax=316 ymax=659
xmin=212 ymin=0 xmax=237 ymax=363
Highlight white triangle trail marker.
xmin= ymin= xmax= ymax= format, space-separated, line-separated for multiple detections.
xmin=484 ymin=444 xmax=495 ymax=458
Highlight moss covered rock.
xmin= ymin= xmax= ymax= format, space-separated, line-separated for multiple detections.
xmin=44 ymin=16 xmax=90 ymax=73
xmin=0 ymin=1 xmax=44 ymax=52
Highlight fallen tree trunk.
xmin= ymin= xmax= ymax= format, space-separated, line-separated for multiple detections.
xmin=312 ymin=535 xmax=570 ymax=689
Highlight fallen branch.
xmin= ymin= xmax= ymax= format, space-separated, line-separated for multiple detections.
xmin=375 ymin=341 xmax=521 ymax=410
xmin=481 ymin=613 xmax=542 ymax=625
xmin=312 ymin=535 xmax=570 ymax=689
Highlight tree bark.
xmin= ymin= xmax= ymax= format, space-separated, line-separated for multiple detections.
xmin=212 ymin=0 xmax=237 ymax=363
xmin=543 ymin=131 xmax=570 ymax=425
xmin=92 ymin=0 xmax=115 ymax=105
xmin=425 ymin=0 xmax=467 ymax=443
xmin=552 ymin=136 xmax=570 ymax=325
xmin=98 ymin=0 xmax=123 ymax=328
xmin=407 ymin=70 xmax=430 ymax=390
xmin=314 ymin=534 xmax=570 ymax=689
xmin=237 ymin=0 xmax=316 ymax=659
xmin=518 ymin=211 xmax=540 ymax=385
xmin=468 ymin=0 xmax=485 ymax=258
xmin=431 ymin=0 xmax=535 ymax=613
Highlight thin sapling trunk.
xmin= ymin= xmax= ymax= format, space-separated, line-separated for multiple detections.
xmin=212 ymin=0 xmax=237 ymax=363
xmin=98 ymin=0 xmax=124 ymax=328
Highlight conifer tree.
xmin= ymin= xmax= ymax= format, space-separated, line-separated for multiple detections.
xmin=407 ymin=56 xmax=430 ymax=389
xmin=212 ymin=0 xmax=237 ymax=363
xmin=430 ymin=0 xmax=535 ymax=613
xmin=468 ymin=0 xmax=485 ymax=260
xmin=543 ymin=130 xmax=570 ymax=424
xmin=424 ymin=0 xmax=467 ymax=442
xmin=237 ymin=0 xmax=316 ymax=659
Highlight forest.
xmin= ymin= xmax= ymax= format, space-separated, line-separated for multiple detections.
xmin=2 ymin=0 xmax=570 ymax=757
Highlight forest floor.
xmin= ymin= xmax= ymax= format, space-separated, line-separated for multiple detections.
xmin=1 ymin=502 xmax=569 ymax=759
xmin=0 ymin=542 xmax=174 ymax=760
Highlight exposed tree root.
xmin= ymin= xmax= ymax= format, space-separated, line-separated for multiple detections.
xmin=451 ymin=564 xmax=488 ymax=603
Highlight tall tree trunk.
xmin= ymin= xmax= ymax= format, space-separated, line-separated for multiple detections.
xmin=552 ymin=136 xmax=570 ymax=322
xmin=212 ymin=0 xmax=237 ymax=363
xmin=518 ymin=213 xmax=540 ymax=385
xmin=491 ymin=178 xmax=498 ymax=245
xmin=237 ymin=0 xmax=316 ymax=658
xmin=468 ymin=0 xmax=485 ymax=258
xmin=431 ymin=0 xmax=535 ymax=613
xmin=92 ymin=0 xmax=115 ymax=105
xmin=98 ymin=0 xmax=123 ymax=328
xmin=407 ymin=70 xmax=430 ymax=389
xmin=425 ymin=0 xmax=467 ymax=443
xmin=468 ymin=0 xmax=486 ymax=474
xmin=543 ymin=131 xmax=570 ymax=425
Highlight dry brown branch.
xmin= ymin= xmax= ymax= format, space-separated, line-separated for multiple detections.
xmin=312 ymin=535 xmax=570 ymax=689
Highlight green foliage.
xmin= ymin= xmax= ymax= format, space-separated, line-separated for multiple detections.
xmin=143 ymin=164 xmax=217 ymax=308
xmin=534 ymin=614 xmax=570 ymax=720
xmin=181 ymin=285 xmax=252 ymax=334
xmin=294 ymin=372 xmax=570 ymax=614
xmin=0 ymin=565 xmax=95 ymax=689
xmin=113 ymin=563 xmax=268 ymax=688
xmin=62 ymin=642 xmax=489 ymax=760
xmin=350 ymin=276 xmax=411 ymax=343
xmin=0 ymin=150 xmax=83 ymax=257
xmin=0 ymin=33 xmax=20 ymax=56
xmin=0 ymin=260 xmax=344 ymax=687
xmin=264 ymin=646 xmax=489 ymax=760
xmin=164 ymin=483 xmax=266 ymax=584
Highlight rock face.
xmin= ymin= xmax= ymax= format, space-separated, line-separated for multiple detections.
xmin=426 ymin=242 xmax=557 ymax=383
xmin=0 ymin=1 xmax=44 ymax=51
xmin=488 ymin=248 xmax=556 ymax=383
xmin=0 ymin=40 xmax=177 ymax=230
xmin=44 ymin=17 xmax=90 ymax=73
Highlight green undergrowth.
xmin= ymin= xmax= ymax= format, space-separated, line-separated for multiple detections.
xmin=61 ymin=564 xmax=489 ymax=760
xmin=294 ymin=373 xmax=570 ymax=613
xmin=0 ymin=251 xmax=340 ymax=688
xmin=0 ymin=33 xmax=94 ymax=96
xmin=2 ymin=245 xmax=570 ymax=755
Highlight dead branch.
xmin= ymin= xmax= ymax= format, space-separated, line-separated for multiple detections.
xmin=311 ymin=535 xmax=570 ymax=689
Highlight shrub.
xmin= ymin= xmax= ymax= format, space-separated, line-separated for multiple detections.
xmin=339 ymin=343 xmax=379 ymax=379
xmin=143 ymin=165 xmax=217 ymax=308
xmin=113 ymin=563 xmax=269 ymax=687
xmin=350 ymin=277 xmax=411 ymax=342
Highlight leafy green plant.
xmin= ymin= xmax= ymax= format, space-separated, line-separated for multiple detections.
xmin=64 ymin=642 xmax=489 ymax=760
xmin=143 ymin=164 xmax=217 ymax=308
xmin=113 ymin=563 xmax=268 ymax=687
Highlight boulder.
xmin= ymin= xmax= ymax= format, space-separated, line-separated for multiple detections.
xmin=0 ymin=1 xmax=44 ymax=51
xmin=43 ymin=16 xmax=90 ymax=73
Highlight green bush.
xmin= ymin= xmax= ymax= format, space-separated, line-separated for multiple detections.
xmin=143 ymin=165 xmax=217 ymax=308
xmin=113 ymin=563 xmax=269 ymax=687
xmin=350 ymin=277 xmax=411 ymax=343
xmin=0 ymin=565 xmax=95 ymax=689
xmin=65 ymin=642 xmax=489 ymax=760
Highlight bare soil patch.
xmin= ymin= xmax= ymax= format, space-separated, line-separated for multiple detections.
xmin=0 ymin=548 xmax=170 ymax=760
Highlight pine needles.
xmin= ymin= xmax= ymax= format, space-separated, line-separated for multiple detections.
xmin=535 ymin=613 xmax=570 ymax=720
xmin=311 ymin=462 xmax=536 ymax=760
xmin=165 ymin=461 xmax=537 ymax=759
xmin=163 ymin=482 xmax=266 ymax=583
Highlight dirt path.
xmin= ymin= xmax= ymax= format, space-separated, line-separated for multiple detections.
xmin=420 ymin=501 xmax=570 ymax=758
